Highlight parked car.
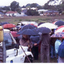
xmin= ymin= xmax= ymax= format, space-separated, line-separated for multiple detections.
xmin=0 ymin=29 xmax=33 ymax=63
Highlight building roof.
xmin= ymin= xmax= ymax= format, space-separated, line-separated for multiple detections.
xmin=6 ymin=11 xmax=17 ymax=14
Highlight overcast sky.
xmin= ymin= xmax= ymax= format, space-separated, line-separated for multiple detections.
xmin=0 ymin=0 xmax=49 ymax=6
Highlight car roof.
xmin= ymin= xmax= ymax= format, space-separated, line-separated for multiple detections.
xmin=3 ymin=29 xmax=10 ymax=32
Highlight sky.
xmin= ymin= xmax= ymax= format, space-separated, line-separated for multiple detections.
xmin=0 ymin=0 xmax=49 ymax=6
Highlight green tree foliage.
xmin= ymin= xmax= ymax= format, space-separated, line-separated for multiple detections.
xmin=25 ymin=9 xmax=39 ymax=16
xmin=2 ymin=6 xmax=10 ymax=11
xmin=16 ymin=8 xmax=21 ymax=14
xmin=30 ymin=3 xmax=39 ymax=7
xmin=37 ymin=6 xmax=43 ymax=9
xmin=10 ymin=1 xmax=19 ymax=11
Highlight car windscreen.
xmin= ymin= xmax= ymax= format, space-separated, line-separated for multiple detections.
xmin=4 ymin=32 xmax=12 ymax=46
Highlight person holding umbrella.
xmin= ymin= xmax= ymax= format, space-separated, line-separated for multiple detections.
xmin=40 ymin=33 xmax=50 ymax=63
xmin=17 ymin=29 xmax=38 ymax=52
xmin=30 ymin=35 xmax=40 ymax=60
xmin=19 ymin=34 xmax=33 ymax=51
xmin=37 ymin=27 xmax=51 ymax=63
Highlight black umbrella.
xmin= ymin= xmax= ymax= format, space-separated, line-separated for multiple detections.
xmin=0 ymin=22 xmax=9 ymax=25
xmin=21 ymin=24 xmax=37 ymax=30
xmin=37 ymin=27 xmax=51 ymax=34
xmin=17 ymin=29 xmax=38 ymax=35
xmin=55 ymin=20 xmax=64 ymax=27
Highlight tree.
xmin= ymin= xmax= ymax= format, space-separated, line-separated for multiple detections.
xmin=30 ymin=3 xmax=39 ymax=7
xmin=2 ymin=6 xmax=10 ymax=11
xmin=16 ymin=8 xmax=21 ymax=14
xmin=10 ymin=1 xmax=19 ymax=11
xmin=25 ymin=9 xmax=39 ymax=16
xmin=37 ymin=6 xmax=43 ymax=9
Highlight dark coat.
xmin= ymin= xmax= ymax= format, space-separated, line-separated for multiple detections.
xmin=30 ymin=35 xmax=40 ymax=44
xmin=58 ymin=40 xmax=64 ymax=58
xmin=41 ymin=34 xmax=50 ymax=45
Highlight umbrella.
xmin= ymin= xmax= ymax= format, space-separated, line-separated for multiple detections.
xmin=55 ymin=26 xmax=64 ymax=34
xmin=38 ymin=22 xmax=45 ymax=26
xmin=3 ymin=24 xmax=16 ymax=29
xmin=55 ymin=20 xmax=64 ymax=27
xmin=17 ymin=29 xmax=38 ymax=35
xmin=38 ymin=23 xmax=58 ymax=29
xmin=0 ymin=22 xmax=9 ymax=25
xmin=11 ymin=31 xmax=20 ymax=37
xmin=53 ymin=21 xmax=57 ymax=24
xmin=51 ymin=32 xmax=64 ymax=38
xmin=37 ymin=27 xmax=51 ymax=34
xmin=21 ymin=24 xmax=37 ymax=30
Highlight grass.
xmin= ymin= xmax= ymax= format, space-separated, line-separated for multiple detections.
xmin=0 ymin=15 xmax=64 ymax=25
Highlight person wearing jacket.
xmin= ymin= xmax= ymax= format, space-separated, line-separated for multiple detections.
xmin=30 ymin=35 xmax=40 ymax=60
xmin=55 ymin=38 xmax=62 ymax=62
xmin=19 ymin=34 xmax=33 ymax=51
xmin=58 ymin=39 xmax=64 ymax=63
xmin=55 ymin=38 xmax=62 ymax=56
xmin=40 ymin=33 xmax=50 ymax=62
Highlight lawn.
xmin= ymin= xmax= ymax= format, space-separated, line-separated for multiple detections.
xmin=0 ymin=15 xmax=64 ymax=25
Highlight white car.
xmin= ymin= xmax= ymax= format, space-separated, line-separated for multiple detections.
xmin=0 ymin=29 xmax=33 ymax=63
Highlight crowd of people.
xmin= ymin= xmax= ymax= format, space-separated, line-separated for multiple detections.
xmin=4 ymin=20 xmax=64 ymax=63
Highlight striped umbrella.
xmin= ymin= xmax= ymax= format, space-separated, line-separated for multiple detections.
xmin=51 ymin=32 xmax=64 ymax=38
xmin=55 ymin=26 xmax=64 ymax=34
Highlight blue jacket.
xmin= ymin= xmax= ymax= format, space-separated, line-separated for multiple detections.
xmin=58 ymin=40 xmax=64 ymax=57
xmin=30 ymin=36 xmax=40 ymax=44
xmin=55 ymin=39 xmax=61 ymax=54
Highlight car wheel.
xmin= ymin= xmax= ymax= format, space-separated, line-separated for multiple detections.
xmin=24 ymin=55 xmax=33 ymax=63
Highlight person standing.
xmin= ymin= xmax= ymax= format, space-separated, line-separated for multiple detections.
xmin=50 ymin=38 xmax=56 ymax=58
xmin=50 ymin=29 xmax=56 ymax=58
xmin=55 ymin=38 xmax=62 ymax=57
xmin=40 ymin=33 xmax=50 ymax=63
xmin=19 ymin=34 xmax=33 ymax=51
xmin=30 ymin=35 xmax=40 ymax=60
xmin=58 ymin=40 xmax=64 ymax=63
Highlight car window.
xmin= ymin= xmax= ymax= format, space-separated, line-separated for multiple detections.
xmin=4 ymin=32 xmax=12 ymax=47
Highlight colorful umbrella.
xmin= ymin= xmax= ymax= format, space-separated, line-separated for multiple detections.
xmin=51 ymin=32 xmax=64 ymax=38
xmin=11 ymin=31 xmax=20 ymax=37
xmin=55 ymin=26 xmax=64 ymax=34
xmin=3 ymin=24 xmax=16 ymax=29
xmin=38 ymin=23 xmax=58 ymax=29
xmin=52 ymin=21 xmax=57 ymax=24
